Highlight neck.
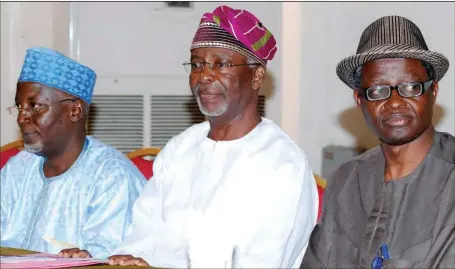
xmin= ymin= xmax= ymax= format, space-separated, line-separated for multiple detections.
xmin=381 ymin=126 xmax=434 ymax=181
xmin=43 ymin=132 xmax=87 ymax=178
xmin=207 ymin=107 xmax=261 ymax=141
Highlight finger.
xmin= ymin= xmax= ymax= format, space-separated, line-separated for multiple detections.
xmin=107 ymin=255 xmax=119 ymax=263
xmin=58 ymin=248 xmax=75 ymax=257
xmin=108 ymin=255 xmax=132 ymax=265
xmin=119 ymin=258 xmax=141 ymax=266
xmin=108 ymin=257 xmax=123 ymax=265
xmin=135 ymin=258 xmax=149 ymax=266
xmin=57 ymin=251 xmax=65 ymax=257
xmin=62 ymin=248 xmax=80 ymax=258
xmin=73 ymin=250 xmax=90 ymax=258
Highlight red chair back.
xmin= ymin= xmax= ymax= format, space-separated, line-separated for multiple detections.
xmin=314 ymin=174 xmax=326 ymax=220
xmin=1 ymin=148 xmax=21 ymax=169
xmin=1 ymin=140 xmax=24 ymax=169
xmin=127 ymin=148 xmax=161 ymax=180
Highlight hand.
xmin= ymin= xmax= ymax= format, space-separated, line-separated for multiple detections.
xmin=58 ymin=248 xmax=92 ymax=258
xmin=108 ymin=255 xmax=149 ymax=266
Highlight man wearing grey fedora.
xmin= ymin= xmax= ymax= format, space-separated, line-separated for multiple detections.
xmin=300 ymin=16 xmax=454 ymax=269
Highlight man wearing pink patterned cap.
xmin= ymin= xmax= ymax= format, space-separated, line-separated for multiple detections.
xmin=108 ymin=5 xmax=318 ymax=268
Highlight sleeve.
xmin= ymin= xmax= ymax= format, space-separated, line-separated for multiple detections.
xmin=437 ymin=170 xmax=455 ymax=268
xmin=111 ymin=138 xmax=174 ymax=263
xmin=0 ymin=156 xmax=24 ymax=248
xmin=437 ymin=228 xmax=455 ymax=268
xmin=233 ymin=160 xmax=320 ymax=268
xmin=1 ymin=166 xmax=12 ymax=238
xmin=80 ymin=160 xmax=146 ymax=259
xmin=300 ymin=169 xmax=339 ymax=269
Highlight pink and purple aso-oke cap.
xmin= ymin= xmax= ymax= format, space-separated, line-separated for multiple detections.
xmin=191 ymin=5 xmax=277 ymax=66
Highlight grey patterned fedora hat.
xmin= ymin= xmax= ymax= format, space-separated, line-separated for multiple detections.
xmin=336 ymin=15 xmax=450 ymax=90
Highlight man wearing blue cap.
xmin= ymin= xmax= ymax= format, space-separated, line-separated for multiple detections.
xmin=0 ymin=47 xmax=146 ymax=259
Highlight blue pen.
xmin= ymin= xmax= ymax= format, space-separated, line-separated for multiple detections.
xmin=371 ymin=253 xmax=383 ymax=269
xmin=381 ymin=243 xmax=390 ymax=260
xmin=371 ymin=243 xmax=391 ymax=269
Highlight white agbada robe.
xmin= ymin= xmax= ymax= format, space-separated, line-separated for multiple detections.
xmin=114 ymin=118 xmax=319 ymax=268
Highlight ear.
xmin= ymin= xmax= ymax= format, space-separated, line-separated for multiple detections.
xmin=70 ymin=100 xmax=85 ymax=123
xmin=430 ymin=81 xmax=439 ymax=105
xmin=251 ymin=66 xmax=265 ymax=91
xmin=353 ymin=89 xmax=363 ymax=108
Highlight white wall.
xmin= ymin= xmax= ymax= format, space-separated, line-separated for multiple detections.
xmin=0 ymin=2 xmax=69 ymax=145
xmin=299 ymin=2 xmax=455 ymax=174
xmin=1 ymin=2 xmax=454 ymax=176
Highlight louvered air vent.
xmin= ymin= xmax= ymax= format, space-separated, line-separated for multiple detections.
xmin=150 ymin=95 xmax=206 ymax=148
xmin=257 ymin=95 xmax=265 ymax=117
xmin=150 ymin=95 xmax=266 ymax=148
xmin=88 ymin=95 xmax=144 ymax=154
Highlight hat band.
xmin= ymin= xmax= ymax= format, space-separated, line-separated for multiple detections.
xmin=191 ymin=22 xmax=266 ymax=66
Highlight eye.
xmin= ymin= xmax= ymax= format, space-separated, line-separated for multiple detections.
xmin=32 ymin=103 xmax=46 ymax=111
xmin=401 ymin=83 xmax=422 ymax=94
xmin=218 ymin=62 xmax=231 ymax=68
xmin=191 ymin=62 xmax=203 ymax=68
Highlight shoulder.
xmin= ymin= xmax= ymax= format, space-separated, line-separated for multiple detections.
xmin=248 ymin=119 xmax=311 ymax=171
xmin=166 ymin=121 xmax=210 ymax=149
xmin=155 ymin=121 xmax=210 ymax=161
xmin=83 ymin=137 xmax=146 ymax=183
xmin=1 ymin=150 xmax=41 ymax=189
xmin=337 ymin=146 xmax=381 ymax=175
xmin=430 ymin=131 xmax=455 ymax=164
xmin=324 ymin=146 xmax=382 ymax=193
xmin=229 ymin=119 xmax=315 ymax=190
xmin=1 ymin=149 xmax=41 ymax=173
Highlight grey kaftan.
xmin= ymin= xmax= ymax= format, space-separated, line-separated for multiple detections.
xmin=301 ymin=131 xmax=455 ymax=268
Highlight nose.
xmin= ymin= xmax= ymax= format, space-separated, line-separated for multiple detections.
xmin=17 ymin=109 xmax=32 ymax=127
xmin=384 ymin=90 xmax=407 ymax=110
xmin=197 ymin=63 xmax=215 ymax=84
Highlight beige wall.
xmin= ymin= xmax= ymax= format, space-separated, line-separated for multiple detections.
xmin=1 ymin=2 xmax=69 ymax=145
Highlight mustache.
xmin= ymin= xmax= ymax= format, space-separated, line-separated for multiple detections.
xmin=381 ymin=112 xmax=413 ymax=122
xmin=192 ymin=82 xmax=227 ymax=96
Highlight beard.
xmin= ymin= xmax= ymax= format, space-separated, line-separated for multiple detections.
xmin=24 ymin=141 xmax=44 ymax=154
xmin=378 ymin=127 xmax=424 ymax=146
xmin=192 ymin=81 xmax=229 ymax=117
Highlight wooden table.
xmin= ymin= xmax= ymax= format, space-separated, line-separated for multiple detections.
xmin=0 ymin=247 xmax=156 ymax=269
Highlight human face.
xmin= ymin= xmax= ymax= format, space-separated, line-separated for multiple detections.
xmin=353 ymin=58 xmax=438 ymax=146
xmin=189 ymin=47 xmax=261 ymax=120
xmin=14 ymin=82 xmax=76 ymax=155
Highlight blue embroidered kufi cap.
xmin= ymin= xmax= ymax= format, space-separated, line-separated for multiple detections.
xmin=17 ymin=47 xmax=97 ymax=104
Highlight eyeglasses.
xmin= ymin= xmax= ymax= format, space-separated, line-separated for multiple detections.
xmin=7 ymin=98 xmax=77 ymax=116
xmin=183 ymin=61 xmax=261 ymax=73
xmin=362 ymin=80 xmax=433 ymax=101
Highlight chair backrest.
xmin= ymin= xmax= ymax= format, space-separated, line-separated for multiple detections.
xmin=127 ymin=148 xmax=161 ymax=180
xmin=313 ymin=173 xmax=326 ymax=220
xmin=1 ymin=140 xmax=24 ymax=152
xmin=1 ymin=140 xmax=24 ymax=169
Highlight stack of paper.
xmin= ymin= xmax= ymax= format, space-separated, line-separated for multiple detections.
xmin=0 ymin=253 xmax=108 ymax=269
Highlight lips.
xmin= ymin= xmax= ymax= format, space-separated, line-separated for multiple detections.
xmin=198 ymin=91 xmax=224 ymax=101
xmin=21 ymin=131 xmax=39 ymax=141
xmin=382 ymin=113 xmax=412 ymax=127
